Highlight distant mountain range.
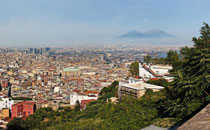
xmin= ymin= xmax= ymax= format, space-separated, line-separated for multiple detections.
xmin=117 ymin=29 xmax=173 ymax=39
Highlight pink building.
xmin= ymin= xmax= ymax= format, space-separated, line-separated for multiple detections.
xmin=11 ymin=101 xmax=36 ymax=119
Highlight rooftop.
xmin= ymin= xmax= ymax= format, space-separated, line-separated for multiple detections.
xmin=84 ymin=90 xmax=100 ymax=94
xmin=12 ymin=101 xmax=36 ymax=106
xmin=121 ymin=82 xmax=164 ymax=90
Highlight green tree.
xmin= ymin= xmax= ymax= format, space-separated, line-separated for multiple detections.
xmin=7 ymin=118 xmax=27 ymax=130
xmin=153 ymin=58 xmax=167 ymax=64
xmin=75 ymin=100 xmax=81 ymax=111
xmin=98 ymin=81 xmax=119 ymax=102
xmin=162 ymin=22 xmax=210 ymax=118
xmin=166 ymin=50 xmax=179 ymax=65
xmin=129 ymin=61 xmax=139 ymax=77
xmin=146 ymin=79 xmax=169 ymax=87
xmin=99 ymin=81 xmax=118 ymax=95
xmin=144 ymin=55 xmax=152 ymax=63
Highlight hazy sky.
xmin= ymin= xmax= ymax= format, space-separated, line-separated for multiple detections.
xmin=0 ymin=0 xmax=210 ymax=46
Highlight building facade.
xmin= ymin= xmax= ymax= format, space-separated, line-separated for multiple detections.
xmin=0 ymin=108 xmax=10 ymax=119
xmin=70 ymin=91 xmax=98 ymax=105
xmin=62 ymin=68 xmax=80 ymax=78
xmin=11 ymin=101 xmax=36 ymax=118
xmin=139 ymin=63 xmax=172 ymax=81
xmin=0 ymin=97 xmax=14 ymax=110
xmin=118 ymin=82 xmax=164 ymax=98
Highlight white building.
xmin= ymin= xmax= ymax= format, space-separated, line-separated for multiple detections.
xmin=139 ymin=63 xmax=172 ymax=80
xmin=54 ymin=86 xmax=60 ymax=93
xmin=70 ymin=91 xmax=98 ymax=105
xmin=0 ymin=120 xmax=8 ymax=129
xmin=118 ymin=82 xmax=164 ymax=98
xmin=0 ymin=97 xmax=14 ymax=110
xmin=128 ymin=77 xmax=143 ymax=84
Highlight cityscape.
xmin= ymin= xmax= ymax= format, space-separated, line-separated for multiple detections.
xmin=0 ymin=45 xmax=177 ymax=129
xmin=1 ymin=0 xmax=210 ymax=130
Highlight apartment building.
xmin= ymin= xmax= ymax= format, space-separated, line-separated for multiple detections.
xmin=118 ymin=82 xmax=164 ymax=98
xmin=11 ymin=101 xmax=36 ymax=118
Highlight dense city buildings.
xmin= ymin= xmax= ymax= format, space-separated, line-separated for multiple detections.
xmin=0 ymin=46 xmax=177 ymax=129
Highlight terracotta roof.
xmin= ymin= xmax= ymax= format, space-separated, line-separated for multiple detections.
xmin=13 ymin=101 xmax=36 ymax=106
xmin=73 ymin=90 xmax=80 ymax=93
xmin=81 ymin=99 xmax=96 ymax=109
xmin=143 ymin=65 xmax=162 ymax=77
xmin=84 ymin=90 xmax=99 ymax=94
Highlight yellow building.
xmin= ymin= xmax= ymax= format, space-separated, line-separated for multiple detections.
xmin=62 ymin=68 xmax=80 ymax=78
xmin=7 ymin=71 xmax=13 ymax=76
xmin=32 ymin=80 xmax=36 ymax=86
xmin=0 ymin=108 xmax=10 ymax=119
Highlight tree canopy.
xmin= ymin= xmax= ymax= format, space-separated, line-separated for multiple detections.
xmin=129 ymin=61 xmax=139 ymax=77
xmin=162 ymin=22 xmax=210 ymax=118
xmin=166 ymin=50 xmax=179 ymax=65
xmin=144 ymin=55 xmax=152 ymax=63
xmin=143 ymin=51 xmax=180 ymax=65
xmin=146 ymin=79 xmax=169 ymax=87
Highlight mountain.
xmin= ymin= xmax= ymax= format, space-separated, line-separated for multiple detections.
xmin=143 ymin=29 xmax=173 ymax=38
xmin=117 ymin=29 xmax=173 ymax=39
xmin=117 ymin=30 xmax=144 ymax=38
